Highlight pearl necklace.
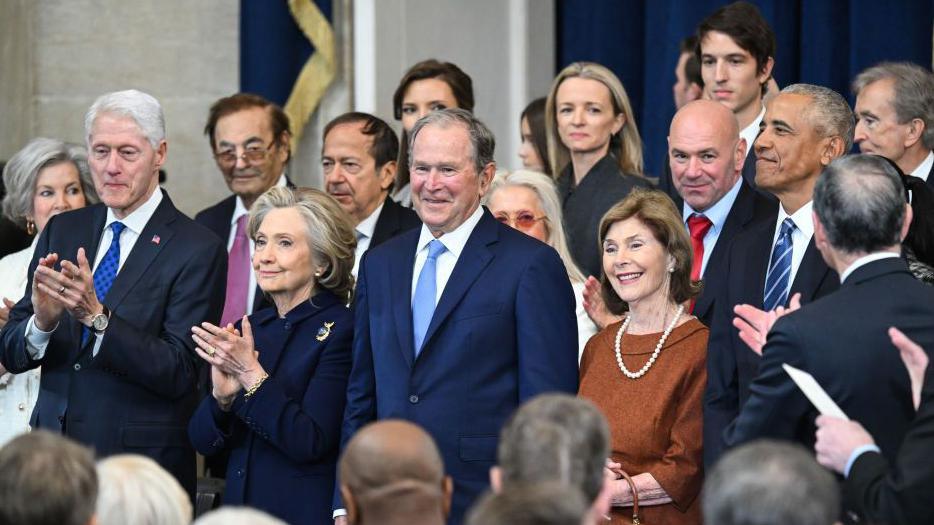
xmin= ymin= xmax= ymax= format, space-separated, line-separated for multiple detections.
xmin=614 ymin=304 xmax=684 ymax=379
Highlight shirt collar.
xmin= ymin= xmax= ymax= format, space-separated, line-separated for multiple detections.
xmin=232 ymin=173 xmax=288 ymax=223
xmin=909 ymin=151 xmax=934 ymax=182
xmin=777 ymin=199 xmax=815 ymax=240
xmin=415 ymin=204 xmax=485 ymax=259
xmin=738 ymin=107 xmax=765 ymax=160
xmin=839 ymin=252 xmax=901 ymax=283
xmin=683 ymin=176 xmax=743 ymax=234
xmin=356 ymin=202 xmax=384 ymax=240
xmin=105 ymin=187 xmax=163 ymax=235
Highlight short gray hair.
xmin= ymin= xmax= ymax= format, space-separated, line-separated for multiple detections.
xmin=466 ymin=481 xmax=589 ymax=525
xmin=250 ymin=186 xmax=357 ymax=303
xmin=497 ymin=394 xmax=609 ymax=504
xmin=193 ymin=507 xmax=287 ymax=525
xmin=1 ymin=137 xmax=98 ymax=228
xmin=95 ymin=454 xmax=192 ymax=525
xmin=852 ymin=61 xmax=934 ymax=149
xmin=85 ymin=89 xmax=166 ymax=149
xmin=782 ymin=83 xmax=855 ymax=152
xmin=813 ymin=154 xmax=906 ymax=255
xmin=408 ymin=108 xmax=495 ymax=175
xmin=703 ymin=440 xmax=839 ymax=525
xmin=484 ymin=170 xmax=585 ymax=283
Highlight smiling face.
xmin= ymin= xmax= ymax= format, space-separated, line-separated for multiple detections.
xmin=602 ymin=217 xmax=672 ymax=310
xmin=487 ymin=185 xmax=549 ymax=242
xmin=410 ymin=123 xmax=492 ymax=237
xmin=754 ymin=93 xmax=829 ymax=200
xmin=31 ymin=161 xmax=87 ymax=233
xmin=400 ymin=78 xmax=459 ymax=132
xmin=323 ymin=121 xmax=394 ymax=224
xmin=700 ymin=31 xmax=773 ymax=127
xmin=518 ymin=116 xmax=545 ymax=171
xmin=88 ymin=113 xmax=165 ymax=219
xmin=213 ymin=106 xmax=289 ymax=206
xmin=253 ymin=206 xmax=316 ymax=305
xmin=555 ymin=77 xmax=625 ymax=157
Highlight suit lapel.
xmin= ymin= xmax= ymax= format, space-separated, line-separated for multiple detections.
xmin=104 ymin=193 xmax=177 ymax=310
xmin=740 ymin=152 xmax=757 ymax=188
xmin=789 ymin=238 xmax=831 ymax=303
xmin=371 ymin=196 xmax=399 ymax=247
xmin=746 ymin=218 xmax=775 ymax=307
xmin=418 ymin=212 xmax=497 ymax=359
xmin=390 ymin=232 xmax=418 ymax=368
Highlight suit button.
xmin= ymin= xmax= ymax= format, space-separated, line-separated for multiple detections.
xmin=409 ymin=394 xmax=419 ymax=404
xmin=18 ymin=403 xmax=25 ymax=411
xmin=283 ymin=321 xmax=291 ymax=330
xmin=73 ymin=364 xmax=81 ymax=371
xmin=236 ymin=468 xmax=244 ymax=478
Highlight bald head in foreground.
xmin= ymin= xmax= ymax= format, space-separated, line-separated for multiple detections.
xmin=339 ymin=420 xmax=453 ymax=525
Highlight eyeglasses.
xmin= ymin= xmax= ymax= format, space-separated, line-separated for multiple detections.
xmin=213 ymin=142 xmax=278 ymax=168
xmin=494 ymin=212 xmax=547 ymax=230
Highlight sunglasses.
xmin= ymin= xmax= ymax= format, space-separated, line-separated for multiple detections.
xmin=494 ymin=212 xmax=548 ymax=230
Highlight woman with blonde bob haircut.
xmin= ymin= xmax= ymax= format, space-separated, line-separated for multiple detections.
xmin=578 ymin=189 xmax=707 ymax=524
xmin=485 ymin=170 xmax=597 ymax=357
xmin=546 ymin=62 xmax=651 ymax=279
xmin=190 ymin=187 xmax=356 ymax=524
xmin=96 ymin=454 xmax=192 ymax=525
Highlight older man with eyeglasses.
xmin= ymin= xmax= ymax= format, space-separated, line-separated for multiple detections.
xmin=195 ymin=93 xmax=295 ymax=327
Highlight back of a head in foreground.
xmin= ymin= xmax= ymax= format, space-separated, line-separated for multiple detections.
xmin=95 ymin=454 xmax=192 ymax=525
xmin=703 ymin=440 xmax=839 ymax=525
xmin=340 ymin=420 xmax=451 ymax=525
xmin=193 ymin=507 xmax=287 ymax=525
xmin=466 ymin=482 xmax=589 ymax=525
xmin=0 ymin=431 xmax=97 ymax=525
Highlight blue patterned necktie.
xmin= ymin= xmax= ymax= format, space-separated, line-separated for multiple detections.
xmin=83 ymin=221 xmax=126 ymax=345
xmin=412 ymin=239 xmax=446 ymax=357
xmin=763 ymin=218 xmax=796 ymax=311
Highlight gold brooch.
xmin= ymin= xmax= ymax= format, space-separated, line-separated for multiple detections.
xmin=316 ymin=321 xmax=335 ymax=342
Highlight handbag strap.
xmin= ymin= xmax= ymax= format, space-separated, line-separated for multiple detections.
xmin=619 ymin=470 xmax=641 ymax=524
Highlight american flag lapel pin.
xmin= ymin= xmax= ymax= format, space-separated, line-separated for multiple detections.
xmin=151 ymin=235 xmax=161 ymax=245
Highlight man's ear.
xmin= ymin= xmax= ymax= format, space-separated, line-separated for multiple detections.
xmin=820 ymin=136 xmax=846 ymax=166
xmin=478 ymin=162 xmax=496 ymax=197
xmin=441 ymin=476 xmax=454 ymax=518
xmin=489 ymin=466 xmax=502 ymax=493
xmin=900 ymin=203 xmax=914 ymax=242
xmin=904 ymin=117 xmax=925 ymax=149
xmin=378 ymin=160 xmax=397 ymax=192
xmin=341 ymin=485 xmax=358 ymax=524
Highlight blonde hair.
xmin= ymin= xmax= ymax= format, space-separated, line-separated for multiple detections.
xmin=95 ymin=454 xmax=192 ymax=525
xmin=485 ymin=170 xmax=585 ymax=283
xmin=545 ymin=62 xmax=644 ymax=178
xmin=250 ymin=187 xmax=357 ymax=304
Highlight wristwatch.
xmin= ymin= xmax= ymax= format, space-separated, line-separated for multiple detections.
xmin=90 ymin=305 xmax=110 ymax=334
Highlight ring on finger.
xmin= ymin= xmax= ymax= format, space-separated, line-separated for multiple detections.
xmin=58 ymin=285 xmax=66 ymax=294
xmin=206 ymin=346 xmax=216 ymax=356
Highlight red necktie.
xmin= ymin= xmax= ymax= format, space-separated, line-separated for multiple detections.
xmin=687 ymin=214 xmax=713 ymax=281
xmin=221 ymin=214 xmax=251 ymax=326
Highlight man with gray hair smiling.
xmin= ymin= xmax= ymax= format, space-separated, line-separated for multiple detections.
xmin=0 ymin=89 xmax=227 ymax=499
xmin=723 ymin=154 xmax=934 ymax=462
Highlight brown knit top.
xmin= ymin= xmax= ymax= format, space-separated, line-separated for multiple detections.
xmin=579 ymin=317 xmax=708 ymax=525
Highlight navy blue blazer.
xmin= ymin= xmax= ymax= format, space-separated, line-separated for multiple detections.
xmin=339 ymin=208 xmax=579 ymax=525
xmin=703 ymin=208 xmax=839 ymax=468
xmin=0 ymin=191 xmax=227 ymax=497
xmin=723 ymin=257 xmax=934 ymax=461
xmin=189 ymin=291 xmax=352 ymax=525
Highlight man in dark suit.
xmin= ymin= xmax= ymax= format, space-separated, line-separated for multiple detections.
xmin=704 ymin=84 xmax=854 ymax=467
xmin=322 ymin=112 xmax=420 ymax=277
xmin=658 ymin=1 xmax=776 ymax=200
xmin=723 ymin=154 xmax=934 ymax=469
xmin=852 ymin=62 xmax=934 ymax=189
xmin=0 ymin=89 xmax=227 ymax=497
xmin=667 ymin=100 xmax=775 ymax=326
xmin=337 ymin=109 xmax=578 ymax=525
xmin=195 ymin=93 xmax=292 ymax=325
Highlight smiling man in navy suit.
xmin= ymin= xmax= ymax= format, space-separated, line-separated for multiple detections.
xmin=0 ymin=90 xmax=226 ymax=499
xmin=336 ymin=108 xmax=578 ymax=525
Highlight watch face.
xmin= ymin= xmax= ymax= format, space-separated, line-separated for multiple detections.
xmin=92 ymin=314 xmax=108 ymax=331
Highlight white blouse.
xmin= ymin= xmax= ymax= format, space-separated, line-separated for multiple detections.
xmin=572 ymin=280 xmax=599 ymax=363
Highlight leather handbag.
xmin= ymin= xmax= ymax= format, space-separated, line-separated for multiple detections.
xmin=617 ymin=470 xmax=642 ymax=525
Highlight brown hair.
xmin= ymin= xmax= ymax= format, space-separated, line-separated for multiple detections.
xmin=323 ymin=112 xmax=400 ymax=171
xmin=204 ymin=93 xmax=292 ymax=160
xmin=520 ymin=97 xmax=552 ymax=176
xmin=598 ymin=189 xmax=700 ymax=314
xmin=393 ymin=60 xmax=475 ymax=190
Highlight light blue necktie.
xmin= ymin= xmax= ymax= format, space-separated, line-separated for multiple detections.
xmin=412 ymin=240 xmax=446 ymax=357
xmin=83 ymin=221 xmax=126 ymax=345
xmin=763 ymin=218 xmax=796 ymax=311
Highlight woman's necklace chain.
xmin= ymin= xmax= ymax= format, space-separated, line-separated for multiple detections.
xmin=614 ymin=304 xmax=684 ymax=379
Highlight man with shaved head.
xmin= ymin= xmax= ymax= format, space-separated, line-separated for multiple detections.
xmin=339 ymin=420 xmax=453 ymax=525
xmin=669 ymin=100 xmax=776 ymax=327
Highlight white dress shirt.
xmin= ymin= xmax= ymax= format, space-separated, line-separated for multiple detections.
xmin=25 ymin=188 xmax=164 ymax=358
xmin=909 ymin=150 xmax=933 ymax=182
xmin=839 ymin=252 xmax=901 ymax=284
xmin=352 ymin=202 xmax=384 ymax=279
xmin=682 ymin=176 xmax=743 ymax=277
xmin=411 ymin=205 xmax=484 ymax=304
xmin=770 ymin=200 xmax=815 ymax=290
xmin=739 ymin=107 xmax=765 ymax=161
xmin=228 ymin=173 xmax=288 ymax=312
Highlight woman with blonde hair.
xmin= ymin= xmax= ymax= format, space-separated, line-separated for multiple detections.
xmin=546 ymin=62 xmax=651 ymax=279
xmin=485 ymin=170 xmax=598 ymax=358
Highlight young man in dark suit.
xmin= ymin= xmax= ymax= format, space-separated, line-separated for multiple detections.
xmin=322 ymin=112 xmax=420 ymax=278
xmin=704 ymin=84 xmax=853 ymax=467
xmin=0 ymin=90 xmax=227 ymax=498
xmin=195 ymin=93 xmax=292 ymax=325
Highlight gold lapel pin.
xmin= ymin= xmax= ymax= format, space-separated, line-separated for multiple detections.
xmin=316 ymin=321 xmax=335 ymax=342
